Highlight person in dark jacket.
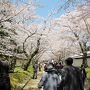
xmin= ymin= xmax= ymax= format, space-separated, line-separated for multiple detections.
xmin=80 ymin=64 xmax=86 ymax=86
xmin=44 ymin=63 xmax=48 ymax=72
xmin=55 ymin=62 xmax=63 ymax=72
xmin=59 ymin=57 xmax=84 ymax=90
xmin=32 ymin=63 xmax=38 ymax=79
xmin=0 ymin=60 xmax=11 ymax=90
xmin=38 ymin=63 xmax=60 ymax=90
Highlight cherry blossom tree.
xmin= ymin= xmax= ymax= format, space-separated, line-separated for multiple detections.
xmin=53 ymin=2 xmax=90 ymax=66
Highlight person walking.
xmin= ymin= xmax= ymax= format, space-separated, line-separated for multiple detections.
xmin=80 ymin=64 xmax=86 ymax=86
xmin=38 ymin=63 xmax=60 ymax=90
xmin=32 ymin=63 xmax=38 ymax=79
xmin=0 ymin=60 xmax=11 ymax=90
xmin=59 ymin=57 xmax=84 ymax=90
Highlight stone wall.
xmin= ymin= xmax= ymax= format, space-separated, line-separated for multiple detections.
xmin=73 ymin=58 xmax=90 ymax=67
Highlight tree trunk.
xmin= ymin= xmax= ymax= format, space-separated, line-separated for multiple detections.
xmin=23 ymin=38 xmax=40 ymax=71
xmin=10 ymin=57 xmax=17 ymax=71
xmin=23 ymin=59 xmax=32 ymax=71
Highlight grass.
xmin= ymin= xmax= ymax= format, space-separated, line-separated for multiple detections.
xmin=85 ymin=67 xmax=90 ymax=79
xmin=85 ymin=67 xmax=90 ymax=90
xmin=10 ymin=66 xmax=90 ymax=90
xmin=10 ymin=65 xmax=33 ymax=90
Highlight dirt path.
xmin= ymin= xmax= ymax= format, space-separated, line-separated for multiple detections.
xmin=16 ymin=71 xmax=89 ymax=90
xmin=23 ymin=71 xmax=43 ymax=90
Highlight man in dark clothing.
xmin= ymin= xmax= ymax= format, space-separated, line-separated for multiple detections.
xmin=32 ymin=63 xmax=38 ymax=79
xmin=44 ymin=63 xmax=48 ymax=72
xmin=80 ymin=64 xmax=86 ymax=86
xmin=38 ymin=63 xmax=60 ymax=90
xmin=59 ymin=57 xmax=84 ymax=90
xmin=56 ymin=62 xmax=63 ymax=90
xmin=0 ymin=60 xmax=11 ymax=90
xmin=39 ymin=63 xmax=42 ymax=71
xmin=55 ymin=62 xmax=63 ymax=72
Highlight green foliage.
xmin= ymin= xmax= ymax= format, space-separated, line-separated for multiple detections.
xmin=27 ymin=65 xmax=34 ymax=74
xmin=10 ymin=66 xmax=33 ymax=90
xmin=85 ymin=67 xmax=90 ymax=79
xmin=10 ymin=76 xmax=19 ymax=90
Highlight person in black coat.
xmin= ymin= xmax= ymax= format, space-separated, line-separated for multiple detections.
xmin=80 ymin=64 xmax=87 ymax=86
xmin=59 ymin=57 xmax=84 ymax=90
xmin=32 ymin=63 xmax=38 ymax=79
xmin=0 ymin=60 xmax=11 ymax=90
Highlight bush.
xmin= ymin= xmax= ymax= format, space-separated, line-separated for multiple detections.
xmin=10 ymin=66 xmax=33 ymax=90
xmin=27 ymin=65 xmax=34 ymax=74
xmin=10 ymin=76 xmax=19 ymax=90
xmin=85 ymin=67 xmax=90 ymax=79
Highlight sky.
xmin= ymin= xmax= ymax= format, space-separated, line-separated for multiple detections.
xmin=11 ymin=0 xmax=64 ymax=18
xmin=11 ymin=0 xmax=87 ymax=18
xmin=37 ymin=0 xmax=65 ymax=18
xmin=36 ymin=0 xmax=87 ymax=18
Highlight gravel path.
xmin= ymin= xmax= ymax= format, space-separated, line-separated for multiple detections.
xmin=23 ymin=71 xmax=43 ymax=90
xmin=16 ymin=71 xmax=90 ymax=90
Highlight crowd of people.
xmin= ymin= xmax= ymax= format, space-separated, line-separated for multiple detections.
xmin=38 ymin=57 xmax=87 ymax=90
xmin=0 ymin=57 xmax=88 ymax=90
